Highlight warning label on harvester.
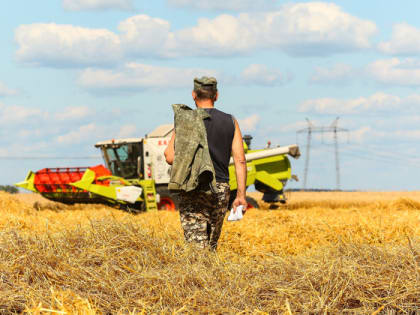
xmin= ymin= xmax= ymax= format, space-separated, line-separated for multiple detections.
xmin=116 ymin=186 xmax=143 ymax=204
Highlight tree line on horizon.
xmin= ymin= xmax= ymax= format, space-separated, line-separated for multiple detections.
xmin=0 ymin=185 xmax=19 ymax=194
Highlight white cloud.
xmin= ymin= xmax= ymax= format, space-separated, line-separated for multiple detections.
xmin=309 ymin=63 xmax=356 ymax=84
xmin=167 ymin=0 xmax=276 ymax=11
xmin=309 ymin=58 xmax=420 ymax=87
xmin=299 ymin=92 xmax=420 ymax=114
xmin=378 ymin=23 xmax=420 ymax=56
xmin=15 ymin=3 xmax=377 ymax=67
xmin=0 ymin=103 xmax=44 ymax=124
xmin=78 ymin=62 xmax=218 ymax=92
xmin=240 ymin=64 xmax=290 ymax=86
xmin=16 ymin=128 xmax=55 ymax=142
xmin=118 ymin=124 xmax=138 ymax=138
xmin=0 ymin=102 xmax=147 ymax=166
xmin=0 ymin=142 xmax=50 ymax=156
xmin=15 ymin=23 xmax=122 ymax=67
xmin=351 ymin=126 xmax=372 ymax=143
xmin=78 ymin=63 xmax=288 ymax=93
xmin=171 ymin=3 xmax=376 ymax=57
xmin=239 ymin=114 xmax=260 ymax=132
xmin=62 ymin=0 xmax=133 ymax=11
xmin=367 ymin=58 xmax=420 ymax=86
xmin=55 ymin=106 xmax=91 ymax=120
xmin=0 ymin=82 xmax=18 ymax=97
xmin=118 ymin=15 xmax=172 ymax=58
xmin=278 ymin=121 xmax=309 ymax=133
xmin=56 ymin=123 xmax=101 ymax=144
xmin=55 ymin=122 xmax=142 ymax=145
xmin=0 ymin=103 xmax=96 ymax=126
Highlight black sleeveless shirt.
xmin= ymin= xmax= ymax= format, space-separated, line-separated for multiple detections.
xmin=203 ymin=108 xmax=235 ymax=183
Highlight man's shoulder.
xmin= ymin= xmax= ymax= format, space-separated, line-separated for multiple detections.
xmin=206 ymin=108 xmax=235 ymax=133
xmin=172 ymin=104 xmax=192 ymax=111
xmin=209 ymin=108 xmax=232 ymax=119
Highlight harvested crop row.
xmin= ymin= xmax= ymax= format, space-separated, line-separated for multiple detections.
xmin=0 ymin=191 xmax=420 ymax=313
xmin=1 ymin=220 xmax=419 ymax=314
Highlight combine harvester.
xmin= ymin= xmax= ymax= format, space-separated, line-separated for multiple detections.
xmin=16 ymin=125 xmax=300 ymax=211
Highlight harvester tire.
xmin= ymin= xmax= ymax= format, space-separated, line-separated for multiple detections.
xmin=246 ymin=196 xmax=259 ymax=209
xmin=156 ymin=186 xmax=179 ymax=211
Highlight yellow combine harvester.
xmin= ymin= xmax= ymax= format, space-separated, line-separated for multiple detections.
xmin=16 ymin=125 xmax=300 ymax=211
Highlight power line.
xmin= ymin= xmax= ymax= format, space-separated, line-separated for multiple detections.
xmin=346 ymin=143 xmax=420 ymax=162
xmin=317 ymin=140 xmax=420 ymax=163
xmin=297 ymin=117 xmax=349 ymax=190
xmin=321 ymin=145 xmax=420 ymax=168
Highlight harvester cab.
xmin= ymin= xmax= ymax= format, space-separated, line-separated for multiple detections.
xmin=94 ymin=124 xmax=173 ymax=183
xmin=96 ymin=139 xmax=142 ymax=179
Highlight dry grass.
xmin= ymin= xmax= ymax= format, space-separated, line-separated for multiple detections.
xmin=1 ymin=191 xmax=420 ymax=314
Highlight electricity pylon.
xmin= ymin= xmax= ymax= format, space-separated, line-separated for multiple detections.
xmin=296 ymin=117 xmax=348 ymax=190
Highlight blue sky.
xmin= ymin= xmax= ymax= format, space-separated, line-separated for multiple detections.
xmin=1 ymin=0 xmax=420 ymax=191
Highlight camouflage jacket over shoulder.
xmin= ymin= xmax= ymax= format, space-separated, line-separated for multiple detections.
xmin=168 ymin=104 xmax=216 ymax=192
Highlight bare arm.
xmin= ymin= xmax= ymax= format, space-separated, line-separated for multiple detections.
xmin=231 ymin=119 xmax=247 ymax=211
xmin=164 ymin=131 xmax=175 ymax=165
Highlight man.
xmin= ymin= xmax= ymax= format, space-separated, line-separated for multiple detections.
xmin=164 ymin=76 xmax=247 ymax=250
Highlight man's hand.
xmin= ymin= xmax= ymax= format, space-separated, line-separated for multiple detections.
xmin=232 ymin=195 xmax=247 ymax=213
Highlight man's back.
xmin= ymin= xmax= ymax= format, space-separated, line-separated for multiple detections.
xmin=203 ymin=108 xmax=235 ymax=183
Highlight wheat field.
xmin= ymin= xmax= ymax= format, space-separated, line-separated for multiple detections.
xmin=1 ymin=191 xmax=420 ymax=314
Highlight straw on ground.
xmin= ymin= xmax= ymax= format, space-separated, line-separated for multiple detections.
xmin=1 ymin=191 xmax=420 ymax=313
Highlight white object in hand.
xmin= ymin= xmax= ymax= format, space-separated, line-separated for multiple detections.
xmin=227 ymin=205 xmax=244 ymax=221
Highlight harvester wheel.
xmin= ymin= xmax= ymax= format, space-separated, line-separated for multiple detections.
xmin=156 ymin=187 xmax=178 ymax=211
xmin=246 ymin=196 xmax=259 ymax=209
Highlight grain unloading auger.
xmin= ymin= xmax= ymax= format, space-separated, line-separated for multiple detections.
xmin=16 ymin=125 xmax=300 ymax=211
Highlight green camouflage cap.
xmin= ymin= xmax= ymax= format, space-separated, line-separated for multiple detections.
xmin=194 ymin=76 xmax=217 ymax=91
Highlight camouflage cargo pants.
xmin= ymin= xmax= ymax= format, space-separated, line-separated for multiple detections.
xmin=178 ymin=182 xmax=230 ymax=250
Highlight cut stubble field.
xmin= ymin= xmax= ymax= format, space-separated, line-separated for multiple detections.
xmin=1 ymin=191 xmax=420 ymax=314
